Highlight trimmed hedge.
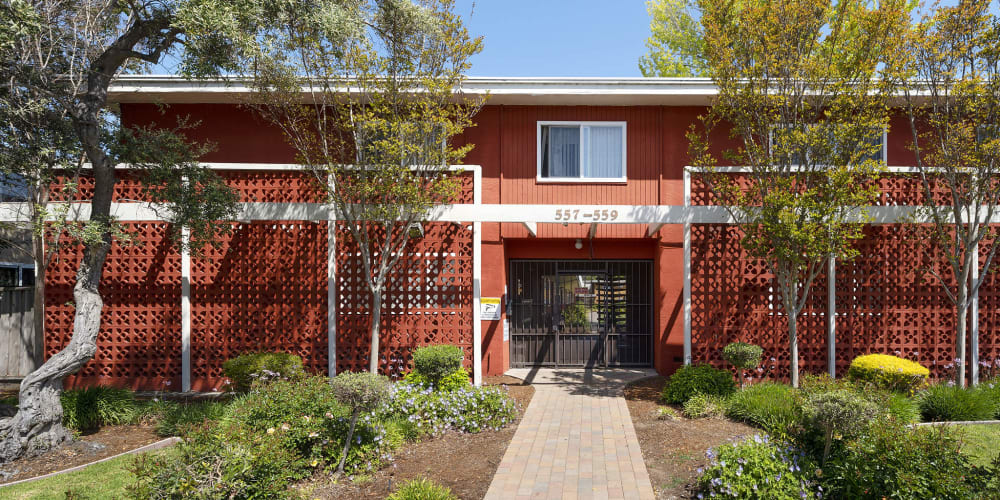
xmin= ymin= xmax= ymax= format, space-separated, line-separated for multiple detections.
xmin=662 ymin=364 xmax=735 ymax=404
xmin=847 ymin=354 xmax=929 ymax=393
xmin=411 ymin=345 xmax=464 ymax=387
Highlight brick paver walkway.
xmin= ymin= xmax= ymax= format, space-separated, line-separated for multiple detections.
xmin=485 ymin=368 xmax=657 ymax=500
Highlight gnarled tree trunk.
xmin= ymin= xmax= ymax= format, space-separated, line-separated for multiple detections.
xmin=0 ymin=237 xmax=110 ymax=462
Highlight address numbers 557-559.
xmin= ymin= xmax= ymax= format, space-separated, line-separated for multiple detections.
xmin=553 ymin=209 xmax=619 ymax=221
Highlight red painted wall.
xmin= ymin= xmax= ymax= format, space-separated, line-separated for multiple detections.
xmin=45 ymin=100 xmax=965 ymax=391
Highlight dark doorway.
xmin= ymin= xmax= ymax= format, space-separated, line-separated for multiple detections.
xmin=508 ymin=260 xmax=653 ymax=367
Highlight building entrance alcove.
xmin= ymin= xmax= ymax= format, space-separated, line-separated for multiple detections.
xmin=508 ymin=260 xmax=653 ymax=368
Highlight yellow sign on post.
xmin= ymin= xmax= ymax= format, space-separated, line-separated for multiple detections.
xmin=480 ymin=297 xmax=501 ymax=320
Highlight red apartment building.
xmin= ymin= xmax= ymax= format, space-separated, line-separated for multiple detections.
xmin=37 ymin=76 xmax=1000 ymax=391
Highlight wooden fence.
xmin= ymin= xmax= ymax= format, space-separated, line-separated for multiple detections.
xmin=0 ymin=287 xmax=35 ymax=378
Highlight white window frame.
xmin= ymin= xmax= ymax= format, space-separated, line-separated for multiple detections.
xmin=866 ymin=127 xmax=889 ymax=164
xmin=536 ymin=121 xmax=627 ymax=183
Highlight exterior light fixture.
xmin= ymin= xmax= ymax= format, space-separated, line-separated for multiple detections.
xmin=408 ymin=222 xmax=425 ymax=239
xmin=574 ymin=239 xmax=583 ymax=250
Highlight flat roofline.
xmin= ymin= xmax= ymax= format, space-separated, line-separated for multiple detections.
xmin=108 ymin=74 xmax=719 ymax=106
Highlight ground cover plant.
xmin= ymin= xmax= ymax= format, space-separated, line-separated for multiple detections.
xmin=222 ymin=351 xmax=305 ymax=392
xmin=696 ymin=434 xmax=819 ymax=500
xmin=127 ymin=344 xmax=519 ymax=499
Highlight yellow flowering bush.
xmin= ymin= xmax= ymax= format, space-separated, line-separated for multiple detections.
xmin=847 ymin=354 xmax=929 ymax=393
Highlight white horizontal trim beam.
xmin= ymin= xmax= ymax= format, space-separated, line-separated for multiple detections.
xmin=688 ymin=165 xmax=925 ymax=174
xmin=73 ymin=163 xmax=482 ymax=172
xmin=5 ymin=201 xmax=993 ymax=225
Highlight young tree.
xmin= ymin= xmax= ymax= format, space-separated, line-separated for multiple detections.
xmin=244 ymin=0 xmax=483 ymax=374
xmin=0 ymin=0 xmax=255 ymax=462
xmin=901 ymin=1 xmax=1000 ymax=387
xmin=688 ymin=0 xmax=908 ymax=387
xmin=639 ymin=0 xmax=706 ymax=77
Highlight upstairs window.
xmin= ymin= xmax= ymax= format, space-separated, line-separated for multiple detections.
xmin=538 ymin=122 xmax=626 ymax=181
xmin=768 ymin=124 xmax=886 ymax=165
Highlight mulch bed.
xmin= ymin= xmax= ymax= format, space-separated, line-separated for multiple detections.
xmin=0 ymin=424 xmax=162 ymax=484
xmin=625 ymin=376 xmax=757 ymax=500
xmin=305 ymin=375 xmax=534 ymax=500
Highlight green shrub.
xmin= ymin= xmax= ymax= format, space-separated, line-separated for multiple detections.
xmin=847 ymin=353 xmax=929 ymax=393
xmin=662 ymin=364 xmax=735 ymax=404
xmin=61 ymin=386 xmax=138 ymax=432
xmin=801 ymin=389 xmax=878 ymax=463
xmin=822 ymin=420 xmax=981 ymax=499
xmin=722 ymin=342 xmax=764 ymax=387
xmin=696 ymin=434 xmax=819 ymax=499
xmin=725 ymin=383 xmax=800 ymax=438
xmin=128 ymin=422 xmax=304 ymax=499
xmin=151 ymin=400 xmax=229 ymax=437
xmin=380 ymin=383 xmax=518 ymax=436
xmin=411 ymin=345 xmax=464 ymax=387
xmin=682 ymin=393 xmax=728 ymax=419
xmin=403 ymin=367 xmax=470 ymax=392
xmin=221 ymin=351 xmax=304 ymax=392
xmin=386 ymin=478 xmax=458 ymax=500
xmin=918 ymin=383 xmax=996 ymax=422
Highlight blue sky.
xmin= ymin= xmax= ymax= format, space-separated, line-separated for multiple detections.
xmin=454 ymin=0 xmax=650 ymax=77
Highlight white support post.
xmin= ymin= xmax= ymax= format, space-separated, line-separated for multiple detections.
xmin=971 ymin=241 xmax=980 ymax=386
xmin=827 ymin=256 xmax=836 ymax=378
xmin=472 ymin=166 xmax=483 ymax=387
xmin=683 ymin=168 xmax=692 ymax=365
xmin=327 ymin=174 xmax=337 ymax=377
xmin=181 ymin=227 xmax=191 ymax=392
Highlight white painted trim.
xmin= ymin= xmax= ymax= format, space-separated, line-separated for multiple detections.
xmin=180 ymin=227 xmax=191 ymax=393
xmin=536 ymin=121 xmax=627 ymax=183
xmin=971 ymin=240 xmax=980 ymax=386
xmin=588 ymin=223 xmax=598 ymax=239
xmin=327 ymin=174 xmax=337 ymax=377
xmin=521 ymin=222 xmax=538 ymax=237
xmin=78 ymin=163 xmax=482 ymax=172
xmin=827 ymin=257 xmax=836 ymax=378
xmin=5 ymin=202 xmax=997 ymax=225
xmin=472 ymin=166 xmax=482 ymax=387
xmin=107 ymin=75 xmax=722 ymax=106
xmin=683 ymin=168 xmax=692 ymax=365
xmin=689 ymin=165 xmax=943 ymax=174
xmin=646 ymin=223 xmax=664 ymax=237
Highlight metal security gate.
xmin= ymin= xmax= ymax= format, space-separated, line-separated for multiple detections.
xmin=508 ymin=260 xmax=653 ymax=367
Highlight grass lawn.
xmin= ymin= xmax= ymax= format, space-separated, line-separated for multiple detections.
xmin=957 ymin=423 xmax=1000 ymax=467
xmin=1 ymin=450 xmax=164 ymax=500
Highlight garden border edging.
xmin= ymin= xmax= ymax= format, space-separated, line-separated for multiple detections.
xmin=0 ymin=436 xmax=181 ymax=489
xmin=912 ymin=420 xmax=1000 ymax=427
